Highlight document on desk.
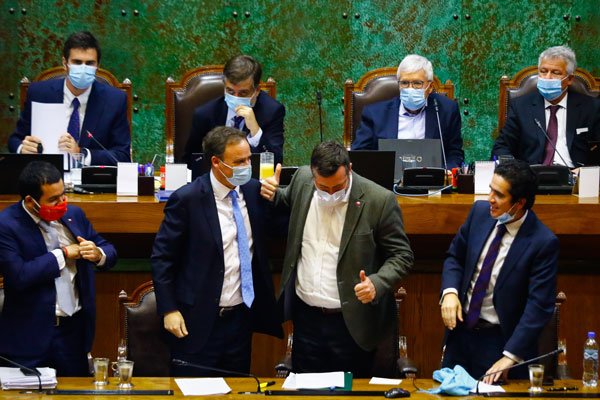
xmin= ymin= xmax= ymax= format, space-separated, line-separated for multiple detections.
xmin=32 ymin=102 xmax=69 ymax=169
xmin=175 ymin=378 xmax=231 ymax=396
xmin=369 ymin=377 xmax=402 ymax=385
xmin=283 ymin=371 xmax=346 ymax=389
xmin=0 ymin=367 xmax=57 ymax=390
xmin=474 ymin=161 xmax=495 ymax=194
xmin=469 ymin=382 xmax=505 ymax=393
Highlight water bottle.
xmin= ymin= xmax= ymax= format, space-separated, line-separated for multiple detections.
xmin=583 ymin=331 xmax=598 ymax=387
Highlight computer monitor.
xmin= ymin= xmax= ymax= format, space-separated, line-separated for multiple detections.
xmin=0 ymin=153 xmax=64 ymax=195
xmin=348 ymin=150 xmax=396 ymax=190
xmin=378 ymin=139 xmax=443 ymax=182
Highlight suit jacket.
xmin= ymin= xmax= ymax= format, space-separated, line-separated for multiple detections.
xmin=492 ymin=90 xmax=600 ymax=166
xmin=183 ymin=92 xmax=285 ymax=166
xmin=9 ymin=78 xmax=131 ymax=165
xmin=441 ymin=201 xmax=557 ymax=360
xmin=0 ymin=203 xmax=117 ymax=358
xmin=352 ymin=93 xmax=464 ymax=169
xmin=151 ymin=174 xmax=283 ymax=354
xmin=275 ymin=167 xmax=414 ymax=351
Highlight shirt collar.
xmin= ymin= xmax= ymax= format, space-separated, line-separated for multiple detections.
xmin=21 ymin=200 xmax=42 ymax=225
xmin=64 ymin=79 xmax=92 ymax=107
xmin=498 ymin=209 xmax=528 ymax=236
xmin=210 ymin=169 xmax=240 ymax=200
xmin=544 ymin=92 xmax=568 ymax=109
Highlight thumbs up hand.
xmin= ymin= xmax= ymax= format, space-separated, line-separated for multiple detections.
xmin=260 ymin=163 xmax=281 ymax=201
xmin=354 ymin=269 xmax=376 ymax=304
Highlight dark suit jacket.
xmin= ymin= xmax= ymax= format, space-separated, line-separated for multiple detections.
xmin=9 ymin=78 xmax=131 ymax=165
xmin=441 ymin=201 xmax=557 ymax=360
xmin=183 ymin=92 xmax=285 ymax=167
xmin=0 ymin=203 xmax=117 ymax=358
xmin=151 ymin=174 xmax=282 ymax=354
xmin=275 ymin=167 xmax=414 ymax=351
xmin=492 ymin=90 xmax=600 ymax=166
xmin=352 ymin=93 xmax=464 ymax=169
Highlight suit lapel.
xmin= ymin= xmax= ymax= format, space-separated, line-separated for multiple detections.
xmin=338 ymin=174 xmax=365 ymax=261
xmin=565 ymin=91 xmax=580 ymax=150
xmin=81 ymin=82 xmax=104 ymax=146
xmin=465 ymin=216 xmax=496 ymax=287
xmin=16 ymin=206 xmax=48 ymax=253
xmin=198 ymin=174 xmax=224 ymax=256
xmin=384 ymin=97 xmax=400 ymax=139
xmin=495 ymin=213 xmax=534 ymax=291
xmin=290 ymin=181 xmax=315 ymax=257
xmin=532 ymin=95 xmax=547 ymax=148
xmin=217 ymin=98 xmax=230 ymax=126
xmin=424 ymin=94 xmax=436 ymax=139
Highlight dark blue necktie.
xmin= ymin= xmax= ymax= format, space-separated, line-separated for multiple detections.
xmin=233 ymin=116 xmax=244 ymax=130
xmin=67 ymin=98 xmax=81 ymax=142
xmin=229 ymin=190 xmax=254 ymax=307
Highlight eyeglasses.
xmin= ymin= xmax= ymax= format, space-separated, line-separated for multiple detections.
xmin=398 ymin=80 xmax=428 ymax=89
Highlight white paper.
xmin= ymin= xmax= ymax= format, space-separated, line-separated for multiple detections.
xmin=469 ymin=382 xmax=505 ymax=393
xmin=474 ymin=161 xmax=495 ymax=194
xmin=32 ymin=102 xmax=69 ymax=169
xmin=166 ymin=164 xmax=188 ymax=191
xmin=117 ymin=162 xmax=139 ymax=196
xmin=578 ymin=166 xmax=600 ymax=198
xmin=369 ymin=377 xmax=402 ymax=385
xmin=0 ymin=367 xmax=57 ymax=390
xmin=175 ymin=378 xmax=231 ymax=396
xmin=282 ymin=371 xmax=345 ymax=390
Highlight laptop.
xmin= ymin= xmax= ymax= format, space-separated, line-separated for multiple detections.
xmin=190 ymin=153 xmax=262 ymax=181
xmin=348 ymin=150 xmax=396 ymax=190
xmin=0 ymin=153 xmax=64 ymax=195
xmin=378 ymin=139 xmax=443 ymax=183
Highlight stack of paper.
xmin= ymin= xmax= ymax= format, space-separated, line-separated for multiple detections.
xmin=0 ymin=367 xmax=57 ymax=390
xmin=282 ymin=371 xmax=347 ymax=390
xmin=175 ymin=378 xmax=232 ymax=396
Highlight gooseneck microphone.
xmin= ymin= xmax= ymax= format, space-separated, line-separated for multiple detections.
xmin=0 ymin=355 xmax=42 ymax=392
xmin=316 ymin=91 xmax=323 ymax=143
xmin=85 ymin=130 xmax=120 ymax=165
xmin=171 ymin=359 xmax=262 ymax=394
xmin=533 ymin=118 xmax=581 ymax=167
xmin=433 ymin=98 xmax=449 ymax=184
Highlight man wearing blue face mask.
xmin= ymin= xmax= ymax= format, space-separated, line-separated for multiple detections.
xmin=183 ymin=55 xmax=285 ymax=167
xmin=152 ymin=126 xmax=282 ymax=376
xmin=352 ymin=54 xmax=464 ymax=169
xmin=440 ymin=159 xmax=557 ymax=384
xmin=493 ymin=45 xmax=600 ymax=167
xmin=8 ymin=31 xmax=131 ymax=166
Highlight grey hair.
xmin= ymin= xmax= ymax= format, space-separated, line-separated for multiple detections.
xmin=538 ymin=46 xmax=577 ymax=75
xmin=397 ymin=54 xmax=434 ymax=81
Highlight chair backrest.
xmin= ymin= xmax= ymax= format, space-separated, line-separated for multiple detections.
xmin=343 ymin=67 xmax=455 ymax=148
xmin=498 ymin=66 xmax=600 ymax=134
xmin=0 ymin=279 xmax=4 ymax=315
xmin=538 ymin=291 xmax=567 ymax=381
xmin=119 ymin=281 xmax=170 ymax=377
xmin=165 ymin=66 xmax=277 ymax=163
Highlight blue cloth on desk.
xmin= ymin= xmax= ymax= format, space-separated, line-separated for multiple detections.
xmin=425 ymin=365 xmax=476 ymax=396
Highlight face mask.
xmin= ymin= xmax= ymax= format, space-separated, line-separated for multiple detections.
xmin=33 ymin=198 xmax=68 ymax=222
xmin=218 ymin=160 xmax=252 ymax=187
xmin=400 ymin=88 xmax=427 ymax=111
xmin=315 ymin=187 xmax=347 ymax=207
xmin=494 ymin=203 xmax=517 ymax=224
xmin=224 ymin=92 xmax=253 ymax=112
xmin=68 ymin=64 xmax=97 ymax=90
xmin=537 ymin=76 xmax=567 ymax=101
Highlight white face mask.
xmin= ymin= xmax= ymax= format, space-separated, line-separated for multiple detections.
xmin=315 ymin=186 xmax=346 ymax=207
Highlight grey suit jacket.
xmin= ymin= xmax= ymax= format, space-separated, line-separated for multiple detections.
xmin=275 ymin=167 xmax=414 ymax=351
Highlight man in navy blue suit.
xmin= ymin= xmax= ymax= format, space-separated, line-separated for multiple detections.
xmin=9 ymin=31 xmax=131 ymax=165
xmin=152 ymin=126 xmax=282 ymax=376
xmin=0 ymin=161 xmax=117 ymax=376
xmin=352 ymin=54 xmax=464 ymax=169
xmin=440 ymin=159 xmax=557 ymax=383
xmin=183 ymin=55 xmax=285 ymax=167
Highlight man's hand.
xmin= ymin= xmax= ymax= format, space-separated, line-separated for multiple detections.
xmin=164 ymin=311 xmax=188 ymax=338
xmin=354 ymin=270 xmax=376 ymax=304
xmin=440 ymin=292 xmax=463 ymax=330
xmin=77 ymin=236 xmax=102 ymax=263
xmin=235 ymin=105 xmax=259 ymax=135
xmin=20 ymin=135 xmax=42 ymax=154
xmin=260 ymin=163 xmax=281 ymax=201
xmin=483 ymin=356 xmax=515 ymax=384
xmin=58 ymin=133 xmax=81 ymax=154
xmin=63 ymin=243 xmax=81 ymax=260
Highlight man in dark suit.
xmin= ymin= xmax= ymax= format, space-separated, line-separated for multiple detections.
xmin=352 ymin=54 xmax=463 ymax=169
xmin=440 ymin=159 xmax=557 ymax=383
xmin=260 ymin=141 xmax=413 ymax=377
xmin=152 ymin=126 xmax=282 ymax=376
xmin=183 ymin=55 xmax=285 ymax=167
xmin=9 ymin=31 xmax=131 ymax=165
xmin=0 ymin=161 xmax=117 ymax=376
xmin=493 ymin=46 xmax=600 ymax=167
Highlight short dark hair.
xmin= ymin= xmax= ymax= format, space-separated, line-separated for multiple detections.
xmin=223 ymin=55 xmax=262 ymax=88
xmin=18 ymin=161 xmax=63 ymax=201
xmin=202 ymin=126 xmax=248 ymax=160
xmin=63 ymin=31 xmax=101 ymax=63
xmin=494 ymin=159 xmax=538 ymax=209
xmin=310 ymin=141 xmax=351 ymax=178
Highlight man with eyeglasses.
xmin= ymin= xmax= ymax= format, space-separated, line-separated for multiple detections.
xmin=352 ymin=54 xmax=464 ymax=169
xmin=183 ymin=55 xmax=286 ymax=167
xmin=493 ymin=45 xmax=600 ymax=167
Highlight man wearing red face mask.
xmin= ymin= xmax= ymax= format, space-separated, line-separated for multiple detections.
xmin=0 ymin=161 xmax=117 ymax=376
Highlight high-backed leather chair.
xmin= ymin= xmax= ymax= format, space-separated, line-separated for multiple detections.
xmin=343 ymin=67 xmax=455 ymax=148
xmin=498 ymin=66 xmax=600 ymax=134
xmin=165 ymin=66 xmax=277 ymax=163
xmin=119 ymin=281 xmax=170 ymax=377
xmin=0 ymin=279 xmax=4 ymax=314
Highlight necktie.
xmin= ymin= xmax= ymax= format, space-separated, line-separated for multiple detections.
xmin=67 ymin=98 xmax=81 ymax=142
xmin=228 ymin=190 xmax=254 ymax=307
xmin=233 ymin=116 xmax=244 ymax=130
xmin=464 ymin=224 xmax=507 ymax=329
xmin=542 ymin=105 xmax=560 ymax=165
xmin=39 ymin=220 xmax=77 ymax=316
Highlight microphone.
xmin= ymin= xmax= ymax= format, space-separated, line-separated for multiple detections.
xmin=171 ymin=358 xmax=262 ymax=394
xmin=85 ymin=131 xmax=120 ymax=165
xmin=0 ymin=355 xmax=43 ymax=392
xmin=316 ymin=91 xmax=323 ymax=143
xmin=533 ymin=118 xmax=580 ymax=167
xmin=474 ymin=348 xmax=563 ymax=394
xmin=433 ymin=98 xmax=449 ymax=184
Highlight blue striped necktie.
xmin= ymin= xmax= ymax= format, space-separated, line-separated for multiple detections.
xmin=228 ymin=190 xmax=254 ymax=307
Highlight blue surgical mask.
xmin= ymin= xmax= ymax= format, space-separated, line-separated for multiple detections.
xmin=315 ymin=187 xmax=347 ymax=207
xmin=68 ymin=64 xmax=97 ymax=90
xmin=494 ymin=203 xmax=517 ymax=224
xmin=219 ymin=160 xmax=252 ymax=187
xmin=537 ymin=76 xmax=567 ymax=101
xmin=224 ymin=92 xmax=253 ymax=112
xmin=400 ymin=88 xmax=427 ymax=111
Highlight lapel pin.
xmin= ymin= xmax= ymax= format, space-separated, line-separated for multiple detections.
xmin=355 ymin=201 xmax=361 ymax=207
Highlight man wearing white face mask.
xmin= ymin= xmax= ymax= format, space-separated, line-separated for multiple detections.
xmin=440 ymin=159 xmax=557 ymax=384
xmin=352 ymin=54 xmax=464 ymax=169
xmin=493 ymin=45 xmax=600 ymax=167
xmin=9 ymin=31 xmax=131 ymax=166
xmin=184 ymin=55 xmax=285 ymax=167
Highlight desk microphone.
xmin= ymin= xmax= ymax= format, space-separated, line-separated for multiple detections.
xmin=474 ymin=348 xmax=563 ymax=395
xmin=316 ymin=91 xmax=323 ymax=143
xmin=85 ymin=131 xmax=120 ymax=165
xmin=171 ymin=358 xmax=262 ymax=394
xmin=0 ymin=355 xmax=43 ymax=392
xmin=433 ymin=98 xmax=449 ymax=184
xmin=533 ymin=118 xmax=581 ymax=167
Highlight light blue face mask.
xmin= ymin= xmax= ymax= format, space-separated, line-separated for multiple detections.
xmin=68 ymin=64 xmax=97 ymax=90
xmin=537 ymin=76 xmax=567 ymax=101
xmin=224 ymin=92 xmax=253 ymax=112
xmin=400 ymin=88 xmax=427 ymax=111
xmin=494 ymin=203 xmax=517 ymax=224
xmin=219 ymin=159 xmax=252 ymax=187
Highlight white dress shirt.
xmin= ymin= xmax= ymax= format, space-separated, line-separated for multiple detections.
xmin=226 ymin=108 xmax=263 ymax=148
xmin=397 ymin=102 xmax=426 ymax=140
xmin=544 ymin=94 xmax=573 ymax=168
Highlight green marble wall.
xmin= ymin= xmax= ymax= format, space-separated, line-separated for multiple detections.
xmin=1 ymin=0 xmax=598 ymax=165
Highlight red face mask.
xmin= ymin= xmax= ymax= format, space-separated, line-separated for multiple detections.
xmin=33 ymin=198 xmax=68 ymax=222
